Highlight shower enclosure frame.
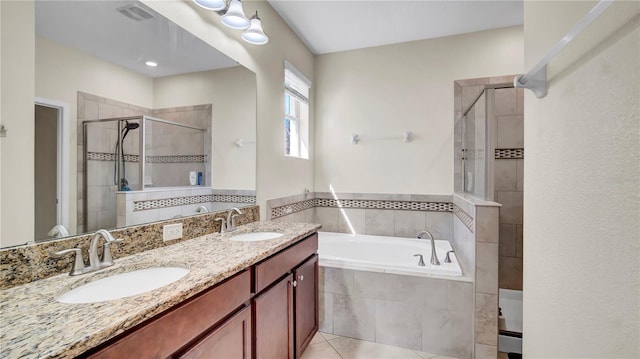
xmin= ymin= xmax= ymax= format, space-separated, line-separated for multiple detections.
xmin=461 ymin=83 xmax=513 ymax=201
xmin=82 ymin=115 xmax=207 ymax=230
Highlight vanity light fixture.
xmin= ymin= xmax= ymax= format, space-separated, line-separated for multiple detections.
xmin=192 ymin=0 xmax=226 ymax=11
xmin=242 ymin=11 xmax=269 ymax=45
xmin=145 ymin=61 xmax=158 ymax=67
xmin=221 ymin=0 xmax=250 ymax=29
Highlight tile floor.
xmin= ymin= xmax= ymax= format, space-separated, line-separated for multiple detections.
xmin=301 ymin=332 xmax=460 ymax=359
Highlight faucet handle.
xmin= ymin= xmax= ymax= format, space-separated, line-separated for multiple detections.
xmin=53 ymin=248 xmax=86 ymax=276
xmin=231 ymin=214 xmax=241 ymax=229
xmin=444 ymin=250 xmax=455 ymax=263
xmin=413 ymin=254 xmax=426 ymax=267
xmin=102 ymin=238 xmax=124 ymax=266
xmin=215 ymin=217 xmax=227 ymax=233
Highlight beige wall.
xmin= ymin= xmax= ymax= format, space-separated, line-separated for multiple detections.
xmin=143 ymin=0 xmax=315 ymax=219
xmin=154 ymin=66 xmax=257 ymax=190
xmin=523 ymin=1 xmax=639 ymax=357
xmin=0 ymin=1 xmax=35 ymax=247
xmin=34 ymin=37 xmax=154 ymax=238
xmin=314 ymin=26 xmax=523 ymax=195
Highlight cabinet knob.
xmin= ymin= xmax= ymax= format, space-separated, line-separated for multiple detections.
xmin=292 ymin=280 xmax=298 ymax=288
xmin=298 ymin=275 xmax=304 ymax=281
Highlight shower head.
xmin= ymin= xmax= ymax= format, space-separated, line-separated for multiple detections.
xmin=121 ymin=121 xmax=140 ymax=140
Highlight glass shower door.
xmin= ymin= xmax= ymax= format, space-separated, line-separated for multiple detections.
xmin=462 ymin=91 xmax=487 ymax=198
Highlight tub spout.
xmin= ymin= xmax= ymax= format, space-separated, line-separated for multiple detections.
xmin=417 ymin=230 xmax=440 ymax=265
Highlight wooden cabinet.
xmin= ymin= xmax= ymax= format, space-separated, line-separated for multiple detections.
xmin=294 ymin=254 xmax=318 ymax=358
xmin=254 ymin=274 xmax=294 ymax=359
xmin=179 ymin=305 xmax=252 ymax=359
xmin=254 ymin=234 xmax=318 ymax=359
xmin=82 ymin=232 xmax=318 ymax=359
xmin=87 ymin=270 xmax=251 ymax=359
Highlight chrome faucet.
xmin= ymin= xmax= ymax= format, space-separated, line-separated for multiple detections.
xmin=47 ymin=224 xmax=69 ymax=238
xmin=53 ymin=229 xmax=124 ymax=276
xmin=196 ymin=205 xmax=209 ymax=214
xmin=215 ymin=208 xmax=243 ymax=233
xmin=227 ymin=207 xmax=242 ymax=230
xmin=417 ymin=230 xmax=440 ymax=265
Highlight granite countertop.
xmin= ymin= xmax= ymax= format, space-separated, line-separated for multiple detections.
xmin=0 ymin=221 xmax=321 ymax=359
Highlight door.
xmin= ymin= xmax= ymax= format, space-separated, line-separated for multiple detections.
xmin=34 ymin=104 xmax=59 ymax=240
xmin=294 ymin=254 xmax=318 ymax=358
xmin=254 ymin=274 xmax=294 ymax=359
xmin=179 ymin=306 xmax=252 ymax=359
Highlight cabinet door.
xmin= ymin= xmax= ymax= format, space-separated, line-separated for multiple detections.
xmin=294 ymin=254 xmax=318 ymax=358
xmin=179 ymin=305 xmax=252 ymax=359
xmin=254 ymin=274 xmax=294 ymax=359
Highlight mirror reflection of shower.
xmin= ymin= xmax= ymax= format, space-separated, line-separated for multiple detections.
xmin=115 ymin=120 xmax=140 ymax=191
xmin=83 ymin=115 xmax=207 ymax=232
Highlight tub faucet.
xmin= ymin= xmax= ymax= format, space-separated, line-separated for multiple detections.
xmin=417 ymin=230 xmax=440 ymax=265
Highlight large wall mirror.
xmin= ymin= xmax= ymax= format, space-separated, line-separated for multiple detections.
xmin=12 ymin=0 xmax=257 ymax=247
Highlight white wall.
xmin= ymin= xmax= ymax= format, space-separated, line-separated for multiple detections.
xmin=314 ymin=26 xmax=523 ymax=195
xmin=154 ymin=66 xmax=257 ymax=190
xmin=143 ymin=0 xmax=315 ymax=219
xmin=523 ymin=1 xmax=639 ymax=357
xmin=0 ymin=1 xmax=35 ymax=247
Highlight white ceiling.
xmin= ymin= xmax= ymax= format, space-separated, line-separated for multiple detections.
xmin=36 ymin=1 xmax=239 ymax=78
xmin=267 ymin=0 xmax=524 ymax=54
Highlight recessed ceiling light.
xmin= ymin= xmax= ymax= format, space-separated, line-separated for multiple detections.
xmin=145 ymin=61 xmax=158 ymax=67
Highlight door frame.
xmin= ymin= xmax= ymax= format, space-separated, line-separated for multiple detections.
xmin=34 ymin=97 xmax=70 ymax=230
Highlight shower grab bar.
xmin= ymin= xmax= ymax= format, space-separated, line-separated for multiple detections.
xmin=514 ymin=0 xmax=614 ymax=98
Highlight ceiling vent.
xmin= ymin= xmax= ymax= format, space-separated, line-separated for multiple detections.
xmin=116 ymin=4 xmax=155 ymax=21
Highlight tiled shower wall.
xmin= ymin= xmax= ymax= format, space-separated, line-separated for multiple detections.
xmin=77 ymin=92 xmax=151 ymax=233
xmin=454 ymin=77 xmax=524 ymax=291
xmin=493 ymin=88 xmax=524 ymax=291
xmin=77 ymin=92 xmax=212 ymax=233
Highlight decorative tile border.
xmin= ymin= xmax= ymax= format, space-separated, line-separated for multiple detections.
xmin=495 ymin=148 xmax=524 ymax=159
xmin=87 ymin=152 xmax=206 ymax=163
xmin=453 ymin=205 xmax=474 ymax=233
xmin=134 ymin=194 xmax=256 ymax=211
xmin=146 ymin=155 xmax=206 ymax=163
xmin=271 ymin=199 xmax=315 ymax=218
xmin=87 ymin=152 xmax=138 ymax=162
xmin=271 ymin=198 xmax=453 ymax=219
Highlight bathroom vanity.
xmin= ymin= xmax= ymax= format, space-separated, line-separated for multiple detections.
xmin=0 ymin=222 xmax=320 ymax=359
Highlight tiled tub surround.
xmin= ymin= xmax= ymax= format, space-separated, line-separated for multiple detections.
xmin=319 ymin=266 xmax=474 ymax=358
xmin=453 ymin=193 xmax=501 ymax=359
xmin=0 ymin=221 xmax=320 ymax=358
xmin=317 ymin=232 xmax=472 ymax=358
xmin=116 ymin=187 xmax=256 ymax=227
xmin=267 ymin=192 xmax=454 ymax=241
xmin=0 ymin=206 xmax=259 ymax=289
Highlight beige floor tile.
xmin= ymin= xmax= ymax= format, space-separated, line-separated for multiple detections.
xmin=310 ymin=332 xmax=326 ymax=345
xmin=328 ymin=336 xmax=421 ymax=359
xmin=321 ymin=332 xmax=341 ymax=341
xmin=498 ymin=352 xmax=509 ymax=359
xmin=301 ymin=341 xmax=342 ymax=359
xmin=413 ymin=350 xmax=439 ymax=359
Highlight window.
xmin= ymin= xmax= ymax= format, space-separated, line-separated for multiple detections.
xmin=284 ymin=61 xmax=310 ymax=159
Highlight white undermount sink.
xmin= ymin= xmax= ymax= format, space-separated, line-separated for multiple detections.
xmin=57 ymin=267 xmax=190 ymax=304
xmin=230 ymin=232 xmax=283 ymax=242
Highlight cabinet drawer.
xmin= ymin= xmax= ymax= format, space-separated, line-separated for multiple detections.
xmin=88 ymin=270 xmax=251 ymax=359
xmin=254 ymin=233 xmax=318 ymax=293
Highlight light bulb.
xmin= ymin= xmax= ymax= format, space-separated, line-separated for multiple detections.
xmin=242 ymin=12 xmax=269 ymax=45
xmin=193 ymin=0 xmax=226 ymax=11
xmin=221 ymin=0 xmax=249 ymax=29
